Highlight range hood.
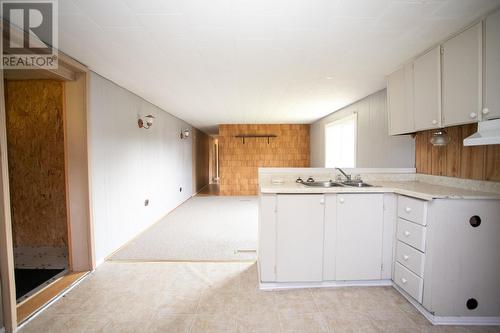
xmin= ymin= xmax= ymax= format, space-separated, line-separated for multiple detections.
xmin=463 ymin=118 xmax=500 ymax=146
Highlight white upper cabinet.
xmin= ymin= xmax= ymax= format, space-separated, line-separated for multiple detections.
xmin=442 ymin=23 xmax=482 ymax=126
xmin=336 ymin=194 xmax=384 ymax=280
xmin=387 ymin=64 xmax=414 ymax=135
xmin=484 ymin=10 xmax=500 ymax=120
xmin=275 ymin=194 xmax=325 ymax=282
xmin=414 ymin=47 xmax=441 ymax=131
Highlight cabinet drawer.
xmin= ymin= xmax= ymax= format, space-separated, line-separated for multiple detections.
xmin=394 ymin=262 xmax=424 ymax=303
xmin=398 ymin=195 xmax=427 ymax=225
xmin=397 ymin=218 xmax=426 ymax=252
xmin=396 ymin=241 xmax=425 ymax=277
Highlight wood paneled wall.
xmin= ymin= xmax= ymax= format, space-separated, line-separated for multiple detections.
xmin=192 ymin=128 xmax=210 ymax=193
xmin=4 ymin=80 xmax=68 ymax=247
xmin=219 ymin=124 xmax=310 ymax=195
xmin=415 ymin=124 xmax=500 ymax=181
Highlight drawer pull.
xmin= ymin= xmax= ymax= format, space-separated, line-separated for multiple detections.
xmin=401 ymin=278 xmax=407 ymax=284
xmin=339 ymin=198 xmax=344 ymax=204
xmin=482 ymin=108 xmax=490 ymax=115
xmin=469 ymin=112 xmax=478 ymax=119
xmin=404 ymin=231 xmax=411 ymax=237
xmin=403 ymin=255 xmax=409 ymax=261
xmin=320 ymin=198 xmax=325 ymax=205
xmin=405 ymin=207 xmax=411 ymax=213
xmin=432 ymin=119 xmax=438 ymax=125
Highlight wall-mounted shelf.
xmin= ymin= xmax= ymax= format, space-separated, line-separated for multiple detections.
xmin=235 ymin=134 xmax=277 ymax=144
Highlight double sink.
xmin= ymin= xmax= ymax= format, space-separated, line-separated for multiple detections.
xmin=298 ymin=179 xmax=376 ymax=188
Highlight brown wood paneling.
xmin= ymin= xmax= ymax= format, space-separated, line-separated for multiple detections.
xmin=4 ymin=80 xmax=68 ymax=247
xmin=192 ymin=128 xmax=210 ymax=193
xmin=415 ymin=123 xmax=499 ymax=182
xmin=485 ymin=144 xmax=500 ymax=181
xmin=218 ymin=124 xmax=310 ymax=195
xmin=445 ymin=126 xmax=461 ymax=177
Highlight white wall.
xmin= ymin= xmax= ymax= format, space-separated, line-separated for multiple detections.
xmin=311 ymin=89 xmax=415 ymax=168
xmin=89 ymin=73 xmax=194 ymax=264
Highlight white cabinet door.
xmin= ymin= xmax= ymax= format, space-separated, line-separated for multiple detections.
xmin=387 ymin=64 xmax=414 ymax=135
xmin=485 ymin=10 xmax=500 ymax=120
xmin=414 ymin=47 xmax=441 ymax=131
xmin=336 ymin=194 xmax=384 ymax=280
xmin=276 ymin=194 xmax=325 ymax=282
xmin=442 ymin=23 xmax=482 ymax=126
xmin=258 ymin=194 xmax=277 ymax=282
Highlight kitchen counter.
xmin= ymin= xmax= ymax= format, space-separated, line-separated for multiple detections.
xmin=260 ymin=180 xmax=500 ymax=201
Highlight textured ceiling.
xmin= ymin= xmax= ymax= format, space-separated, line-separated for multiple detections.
xmin=57 ymin=0 xmax=500 ymax=132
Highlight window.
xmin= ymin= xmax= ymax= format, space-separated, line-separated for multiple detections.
xmin=324 ymin=113 xmax=357 ymax=168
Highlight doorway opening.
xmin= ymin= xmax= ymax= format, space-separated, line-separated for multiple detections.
xmin=4 ymin=80 xmax=70 ymax=303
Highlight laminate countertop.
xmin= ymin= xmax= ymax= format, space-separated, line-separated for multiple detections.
xmin=260 ymin=180 xmax=500 ymax=201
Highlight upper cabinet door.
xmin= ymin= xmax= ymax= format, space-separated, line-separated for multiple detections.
xmin=485 ymin=10 xmax=500 ymax=120
xmin=414 ymin=47 xmax=441 ymax=131
xmin=387 ymin=63 xmax=414 ymax=135
xmin=442 ymin=23 xmax=482 ymax=126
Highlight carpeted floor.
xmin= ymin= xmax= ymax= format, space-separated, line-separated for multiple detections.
xmin=110 ymin=196 xmax=258 ymax=261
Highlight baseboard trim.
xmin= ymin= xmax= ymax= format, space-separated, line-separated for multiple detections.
xmin=259 ymin=279 xmax=392 ymax=291
xmin=393 ymin=284 xmax=500 ymax=326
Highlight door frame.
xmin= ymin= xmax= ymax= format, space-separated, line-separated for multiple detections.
xmin=0 ymin=29 xmax=95 ymax=332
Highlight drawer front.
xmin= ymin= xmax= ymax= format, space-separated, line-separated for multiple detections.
xmin=396 ymin=241 xmax=425 ymax=277
xmin=397 ymin=218 xmax=426 ymax=252
xmin=398 ymin=195 xmax=427 ymax=225
xmin=394 ymin=262 xmax=424 ymax=303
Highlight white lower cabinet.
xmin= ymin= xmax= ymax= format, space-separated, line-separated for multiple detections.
xmin=422 ymin=199 xmax=500 ymax=317
xmin=336 ymin=194 xmax=384 ymax=280
xmin=258 ymin=193 xmax=389 ymax=284
xmin=393 ymin=195 xmax=500 ymax=320
xmin=275 ymin=194 xmax=325 ymax=282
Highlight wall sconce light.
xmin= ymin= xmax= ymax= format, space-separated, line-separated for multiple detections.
xmin=138 ymin=115 xmax=155 ymax=129
xmin=430 ymin=129 xmax=451 ymax=146
xmin=180 ymin=128 xmax=191 ymax=139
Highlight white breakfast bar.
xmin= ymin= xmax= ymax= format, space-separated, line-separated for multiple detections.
xmin=258 ymin=168 xmax=500 ymax=326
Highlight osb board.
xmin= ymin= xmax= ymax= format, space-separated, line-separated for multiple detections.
xmin=415 ymin=123 xmax=500 ymax=181
xmin=219 ymin=124 xmax=310 ymax=195
xmin=4 ymin=80 xmax=68 ymax=247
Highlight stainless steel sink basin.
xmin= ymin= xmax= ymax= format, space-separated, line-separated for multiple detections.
xmin=302 ymin=181 xmax=344 ymax=188
xmin=341 ymin=180 xmax=375 ymax=187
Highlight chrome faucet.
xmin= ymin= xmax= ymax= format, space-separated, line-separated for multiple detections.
xmin=335 ymin=167 xmax=351 ymax=181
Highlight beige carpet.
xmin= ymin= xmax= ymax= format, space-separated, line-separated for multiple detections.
xmin=110 ymin=196 xmax=258 ymax=261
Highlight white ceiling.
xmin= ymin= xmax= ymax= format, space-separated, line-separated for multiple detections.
xmin=58 ymin=0 xmax=500 ymax=132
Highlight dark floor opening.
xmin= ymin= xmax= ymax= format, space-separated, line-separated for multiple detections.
xmin=15 ymin=268 xmax=65 ymax=301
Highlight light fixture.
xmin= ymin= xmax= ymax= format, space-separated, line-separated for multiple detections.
xmin=180 ymin=128 xmax=190 ymax=139
xmin=138 ymin=115 xmax=155 ymax=129
xmin=430 ymin=129 xmax=451 ymax=146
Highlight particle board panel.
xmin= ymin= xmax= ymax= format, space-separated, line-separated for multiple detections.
xmin=219 ymin=124 xmax=310 ymax=195
xmin=415 ymin=123 xmax=499 ymax=181
xmin=4 ymin=80 xmax=68 ymax=247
